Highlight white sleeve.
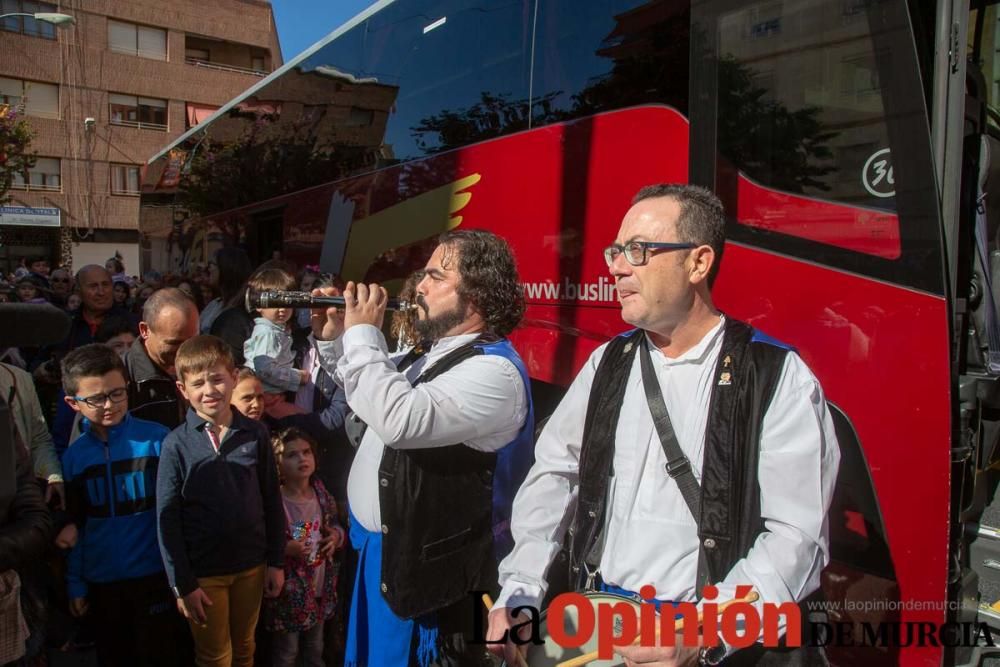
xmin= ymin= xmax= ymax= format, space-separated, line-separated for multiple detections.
xmin=714 ymin=352 xmax=840 ymax=640
xmin=338 ymin=325 xmax=527 ymax=451
xmin=494 ymin=344 xmax=608 ymax=610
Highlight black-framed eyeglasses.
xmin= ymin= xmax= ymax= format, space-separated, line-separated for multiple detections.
xmin=603 ymin=241 xmax=697 ymax=267
xmin=72 ymin=387 xmax=128 ymax=409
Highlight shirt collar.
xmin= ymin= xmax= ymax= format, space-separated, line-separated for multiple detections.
xmin=645 ymin=315 xmax=726 ymax=366
xmin=127 ymin=339 xmax=171 ymax=382
xmin=421 ymin=332 xmax=483 ymax=367
xmin=427 ymin=332 xmax=482 ymax=357
xmin=186 ymin=406 xmax=246 ymax=433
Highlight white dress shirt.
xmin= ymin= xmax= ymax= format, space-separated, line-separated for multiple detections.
xmin=496 ymin=317 xmax=840 ymax=637
xmin=318 ymin=324 xmax=529 ymax=533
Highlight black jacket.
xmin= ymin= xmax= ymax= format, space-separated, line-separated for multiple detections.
xmin=157 ymin=409 xmax=285 ymax=595
xmin=125 ymin=340 xmax=185 ymax=429
xmin=0 ymin=439 xmax=52 ymax=572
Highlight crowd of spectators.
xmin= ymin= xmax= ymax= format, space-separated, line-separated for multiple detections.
xmin=0 ymin=255 xmax=219 ymax=322
xmin=0 ymin=248 xmax=363 ymax=667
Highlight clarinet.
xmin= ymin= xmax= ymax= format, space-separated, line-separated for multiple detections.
xmin=245 ymin=289 xmax=418 ymax=312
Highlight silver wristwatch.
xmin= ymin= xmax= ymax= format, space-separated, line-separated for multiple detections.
xmin=698 ymin=645 xmax=726 ymax=665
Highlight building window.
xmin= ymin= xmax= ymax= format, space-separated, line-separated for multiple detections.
xmin=109 ymin=93 xmax=168 ymax=130
xmin=186 ymin=47 xmax=209 ymax=61
xmin=251 ymin=56 xmax=265 ymax=72
xmin=110 ymin=164 xmax=140 ymax=195
xmin=346 ymin=106 xmax=374 ymax=127
xmin=12 ymin=157 xmax=60 ymax=192
xmin=108 ymin=20 xmax=167 ymax=60
xmin=0 ymin=77 xmax=58 ymax=118
xmin=1 ymin=0 xmax=57 ymax=39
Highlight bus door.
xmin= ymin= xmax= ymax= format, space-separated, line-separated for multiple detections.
xmin=689 ymin=1 xmax=949 ymax=665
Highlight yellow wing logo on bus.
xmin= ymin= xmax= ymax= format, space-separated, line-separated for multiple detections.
xmin=339 ymin=173 xmax=481 ymax=281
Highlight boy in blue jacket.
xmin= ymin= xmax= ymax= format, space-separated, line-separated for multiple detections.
xmin=60 ymin=343 xmax=184 ymax=666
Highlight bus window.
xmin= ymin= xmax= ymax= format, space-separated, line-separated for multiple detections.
xmin=530 ymin=0 xmax=690 ymax=124
xmin=361 ymin=0 xmax=533 ymax=161
xmin=692 ymin=0 xmax=942 ymax=294
xmin=970 ymin=3 xmax=1000 ymax=134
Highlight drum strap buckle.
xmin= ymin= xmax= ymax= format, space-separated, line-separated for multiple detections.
xmin=582 ymin=562 xmax=599 ymax=592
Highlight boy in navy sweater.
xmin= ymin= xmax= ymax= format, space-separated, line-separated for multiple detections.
xmin=157 ymin=335 xmax=286 ymax=667
xmin=60 ymin=343 xmax=183 ymax=666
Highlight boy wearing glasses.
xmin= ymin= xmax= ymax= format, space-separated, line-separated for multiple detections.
xmin=60 ymin=343 xmax=184 ymax=666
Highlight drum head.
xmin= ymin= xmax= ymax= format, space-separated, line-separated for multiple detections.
xmin=506 ymin=593 xmax=639 ymax=666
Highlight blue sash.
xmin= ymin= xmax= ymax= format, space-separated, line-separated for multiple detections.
xmin=598 ymin=581 xmax=678 ymax=615
xmin=345 ymin=510 xmax=439 ymax=667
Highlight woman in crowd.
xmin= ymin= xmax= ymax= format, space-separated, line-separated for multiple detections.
xmin=201 ymin=247 xmax=253 ymax=334
xmin=177 ymin=280 xmax=204 ymax=311
xmin=112 ymin=280 xmax=131 ymax=309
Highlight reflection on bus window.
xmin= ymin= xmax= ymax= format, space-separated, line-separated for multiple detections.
xmin=362 ymin=0 xmax=533 ymax=160
xmin=716 ymin=0 xmax=895 ymax=211
xmin=969 ymin=4 xmax=1000 ymax=133
xmin=531 ymin=0 xmax=690 ymax=124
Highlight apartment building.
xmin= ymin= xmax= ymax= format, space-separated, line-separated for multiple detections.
xmin=0 ymin=0 xmax=281 ymax=276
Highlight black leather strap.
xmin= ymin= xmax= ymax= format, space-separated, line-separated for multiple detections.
xmin=639 ymin=338 xmax=702 ymax=520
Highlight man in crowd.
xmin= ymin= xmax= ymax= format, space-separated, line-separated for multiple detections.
xmin=38 ymin=265 xmax=117 ymax=369
xmin=35 ymin=265 xmax=133 ymax=451
xmin=125 ymin=287 xmax=199 ymax=428
xmin=313 ymin=229 xmax=534 ymax=666
xmin=487 ymin=185 xmax=841 ymax=666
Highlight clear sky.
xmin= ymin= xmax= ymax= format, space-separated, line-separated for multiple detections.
xmin=271 ymin=0 xmax=380 ymax=62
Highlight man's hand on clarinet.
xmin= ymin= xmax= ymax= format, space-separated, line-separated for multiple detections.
xmin=311 ymin=286 xmax=344 ymax=341
xmin=343 ymin=281 xmax=389 ymax=331
xmin=486 ymin=606 xmax=531 ymax=666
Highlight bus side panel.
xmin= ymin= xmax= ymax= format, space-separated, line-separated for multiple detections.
xmin=716 ymin=244 xmax=950 ymax=666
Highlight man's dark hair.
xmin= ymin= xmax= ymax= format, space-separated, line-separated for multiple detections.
xmin=95 ymin=314 xmax=137 ymax=344
xmin=142 ymin=287 xmax=196 ymax=329
xmin=632 ymin=184 xmax=726 ymax=285
xmin=61 ymin=344 xmax=127 ymax=396
xmin=437 ymin=229 xmax=524 ymax=337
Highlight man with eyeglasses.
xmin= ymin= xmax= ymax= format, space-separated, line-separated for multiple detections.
xmin=488 ymin=184 xmax=840 ymax=666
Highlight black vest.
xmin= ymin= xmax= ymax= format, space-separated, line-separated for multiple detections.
xmin=571 ymin=319 xmax=828 ymax=664
xmin=378 ymin=336 xmax=504 ymax=620
xmin=570 ymin=318 xmax=789 ymax=587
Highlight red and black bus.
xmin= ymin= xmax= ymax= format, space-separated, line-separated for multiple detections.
xmin=141 ymin=1 xmax=998 ymax=664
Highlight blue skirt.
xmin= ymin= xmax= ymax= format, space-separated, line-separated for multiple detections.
xmin=345 ymin=510 xmax=439 ymax=667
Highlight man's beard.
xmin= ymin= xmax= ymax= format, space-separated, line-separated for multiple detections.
xmin=414 ymin=296 xmax=469 ymax=342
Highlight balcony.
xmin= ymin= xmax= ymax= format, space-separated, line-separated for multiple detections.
xmin=184 ymin=58 xmax=267 ymax=77
xmin=9 ymin=182 xmax=61 ymax=193
xmin=185 ymin=35 xmax=271 ymax=79
xmin=109 ymin=118 xmax=168 ymax=132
